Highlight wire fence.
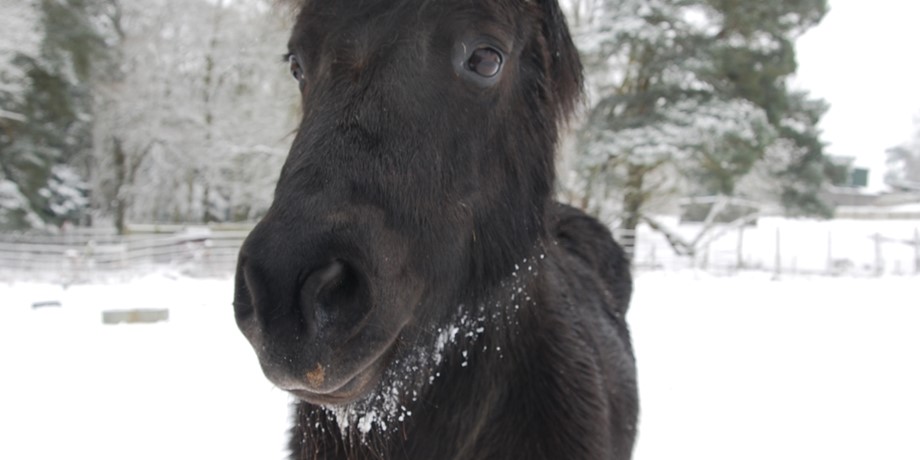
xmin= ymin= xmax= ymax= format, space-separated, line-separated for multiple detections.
xmin=624 ymin=217 xmax=920 ymax=277
xmin=2 ymin=218 xmax=918 ymax=283
xmin=0 ymin=225 xmax=246 ymax=283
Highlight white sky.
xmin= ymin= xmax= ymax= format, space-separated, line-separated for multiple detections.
xmin=793 ymin=0 xmax=920 ymax=191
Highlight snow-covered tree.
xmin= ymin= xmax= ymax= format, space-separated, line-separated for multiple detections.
xmin=566 ymin=0 xmax=830 ymax=235
xmin=90 ymin=0 xmax=297 ymax=231
xmin=0 ymin=1 xmax=41 ymax=117
xmin=2 ymin=0 xmax=298 ymax=231
xmin=884 ymin=116 xmax=920 ymax=192
xmin=1 ymin=0 xmax=117 ymax=231
xmin=0 ymin=1 xmax=42 ymax=229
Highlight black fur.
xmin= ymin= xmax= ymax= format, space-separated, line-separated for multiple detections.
xmin=234 ymin=1 xmax=638 ymax=458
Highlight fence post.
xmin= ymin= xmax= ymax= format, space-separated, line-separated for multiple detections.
xmin=873 ymin=233 xmax=884 ymax=277
xmin=736 ymin=225 xmax=745 ymax=270
xmin=701 ymin=244 xmax=710 ymax=271
xmin=649 ymin=242 xmax=656 ymax=269
xmin=914 ymin=228 xmax=919 ymax=275
xmin=773 ymin=227 xmax=782 ymax=280
xmin=616 ymin=228 xmax=636 ymax=264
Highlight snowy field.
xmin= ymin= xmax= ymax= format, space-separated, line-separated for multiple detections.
xmin=1 ymin=271 xmax=917 ymax=459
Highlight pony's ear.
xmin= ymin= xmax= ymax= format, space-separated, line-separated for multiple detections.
xmin=535 ymin=0 xmax=584 ymax=123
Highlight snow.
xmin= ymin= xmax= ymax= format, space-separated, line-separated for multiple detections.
xmin=631 ymin=271 xmax=920 ymax=460
xmin=0 ymin=274 xmax=290 ymax=460
xmin=0 ymin=180 xmax=29 ymax=210
xmin=1 ymin=270 xmax=918 ymax=459
xmin=0 ymin=1 xmax=40 ymax=87
xmin=581 ymin=98 xmax=770 ymax=167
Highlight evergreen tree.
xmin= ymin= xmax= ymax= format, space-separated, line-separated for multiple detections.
xmin=569 ymin=0 xmax=831 ymax=237
xmin=710 ymin=0 xmax=832 ymax=216
xmin=1 ymin=0 xmax=42 ymax=229
xmin=89 ymin=0 xmax=295 ymax=230
xmin=0 ymin=0 xmax=116 ymax=231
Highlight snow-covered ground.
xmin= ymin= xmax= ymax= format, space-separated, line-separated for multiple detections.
xmin=630 ymin=271 xmax=919 ymax=460
xmin=0 ymin=271 xmax=917 ymax=459
xmin=0 ymin=275 xmax=290 ymax=460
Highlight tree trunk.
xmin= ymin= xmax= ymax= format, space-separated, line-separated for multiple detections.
xmin=112 ymin=137 xmax=128 ymax=234
xmin=202 ymin=184 xmax=211 ymax=223
xmin=618 ymin=162 xmax=648 ymax=261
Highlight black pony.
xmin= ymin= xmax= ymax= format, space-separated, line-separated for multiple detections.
xmin=234 ymin=0 xmax=638 ymax=458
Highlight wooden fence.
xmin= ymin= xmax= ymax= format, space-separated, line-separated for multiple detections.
xmin=2 ymin=219 xmax=917 ymax=281
xmin=0 ymin=225 xmax=247 ymax=280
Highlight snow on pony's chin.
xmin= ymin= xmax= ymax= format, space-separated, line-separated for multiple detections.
xmin=314 ymin=306 xmax=494 ymax=436
xmin=302 ymin=265 xmax=539 ymax=436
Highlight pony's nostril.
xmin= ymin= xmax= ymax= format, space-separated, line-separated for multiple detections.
xmin=300 ymin=260 xmax=364 ymax=330
xmin=314 ymin=260 xmax=346 ymax=294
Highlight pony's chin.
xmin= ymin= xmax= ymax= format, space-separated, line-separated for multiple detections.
xmin=279 ymin=342 xmax=395 ymax=407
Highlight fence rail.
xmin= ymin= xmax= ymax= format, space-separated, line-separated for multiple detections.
xmin=2 ymin=217 xmax=918 ymax=282
xmin=0 ymin=227 xmax=245 ymax=280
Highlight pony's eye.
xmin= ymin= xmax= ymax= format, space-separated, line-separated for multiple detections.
xmin=467 ymin=47 xmax=502 ymax=78
xmin=288 ymin=54 xmax=305 ymax=82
